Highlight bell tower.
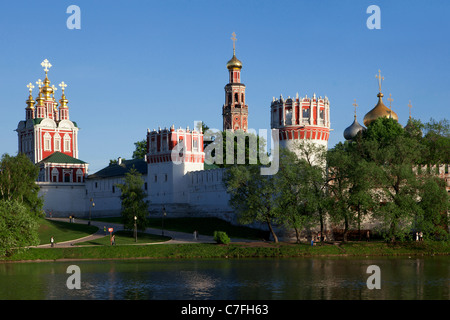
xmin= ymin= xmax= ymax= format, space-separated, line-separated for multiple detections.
xmin=222 ymin=32 xmax=248 ymax=132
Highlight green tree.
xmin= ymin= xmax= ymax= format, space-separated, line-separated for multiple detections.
xmin=132 ymin=139 xmax=147 ymax=159
xmin=422 ymin=118 xmax=450 ymax=165
xmin=0 ymin=200 xmax=40 ymax=256
xmin=0 ymin=153 xmax=43 ymax=216
xmin=275 ymin=147 xmax=324 ymax=242
xmin=116 ymin=167 xmax=149 ymax=231
xmin=416 ymin=175 xmax=449 ymax=240
xmin=360 ymin=117 xmax=425 ymax=241
xmin=327 ymin=142 xmax=376 ymax=241
xmin=224 ymin=164 xmax=280 ymax=242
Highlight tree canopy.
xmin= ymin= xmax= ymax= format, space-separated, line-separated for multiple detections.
xmin=116 ymin=167 xmax=149 ymax=231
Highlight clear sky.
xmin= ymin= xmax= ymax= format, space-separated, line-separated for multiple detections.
xmin=1 ymin=0 xmax=449 ymax=173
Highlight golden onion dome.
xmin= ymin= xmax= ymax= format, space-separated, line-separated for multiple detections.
xmin=59 ymin=92 xmax=68 ymax=108
xmin=41 ymin=77 xmax=54 ymax=98
xmin=26 ymin=94 xmax=35 ymax=109
xmin=363 ymin=93 xmax=398 ymax=127
xmin=226 ymin=54 xmax=242 ymax=69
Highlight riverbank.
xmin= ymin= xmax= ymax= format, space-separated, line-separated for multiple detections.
xmin=1 ymin=240 xmax=449 ymax=262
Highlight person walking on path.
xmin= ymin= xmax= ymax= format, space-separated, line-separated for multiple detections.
xmin=111 ymin=234 xmax=116 ymax=245
xmin=51 ymin=237 xmax=54 ymax=247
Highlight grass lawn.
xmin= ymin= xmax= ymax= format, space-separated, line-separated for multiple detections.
xmin=3 ymin=240 xmax=449 ymax=262
xmin=76 ymin=230 xmax=171 ymax=246
xmin=37 ymin=218 xmax=99 ymax=245
xmin=92 ymin=216 xmax=269 ymax=240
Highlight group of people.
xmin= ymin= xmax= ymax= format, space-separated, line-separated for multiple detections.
xmin=415 ymin=231 xmax=424 ymax=241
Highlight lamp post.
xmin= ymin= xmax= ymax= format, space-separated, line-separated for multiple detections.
xmin=134 ymin=215 xmax=137 ymax=242
xmin=162 ymin=206 xmax=166 ymax=236
xmin=88 ymin=198 xmax=95 ymax=225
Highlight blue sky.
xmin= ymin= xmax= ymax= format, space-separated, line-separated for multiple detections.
xmin=1 ymin=0 xmax=449 ymax=173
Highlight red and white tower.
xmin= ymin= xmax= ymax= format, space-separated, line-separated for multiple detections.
xmin=16 ymin=59 xmax=88 ymax=183
xmin=271 ymin=93 xmax=331 ymax=151
xmin=222 ymin=32 xmax=248 ymax=132
xmin=146 ymin=125 xmax=204 ymax=204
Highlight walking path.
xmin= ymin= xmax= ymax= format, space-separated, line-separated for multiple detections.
xmin=37 ymin=218 xmax=252 ymax=248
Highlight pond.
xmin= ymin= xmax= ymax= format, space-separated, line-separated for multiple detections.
xmin=0 ymin=256 xmax=448 ymax=300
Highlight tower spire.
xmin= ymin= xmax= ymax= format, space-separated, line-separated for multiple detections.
xmin=376 ymin=69 xmax=384 ymax=93
xmin=408 ymin=100 xmax=413 ymax=119
xmin=231 ymin=32 xmax=237 ymax=56
xmin=352 ymin=99 xmax=358 ymax=119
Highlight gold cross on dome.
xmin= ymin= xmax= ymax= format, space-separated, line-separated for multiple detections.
xmin=36 ymin=79 xmax=43 ymax=88
xmin=51 ymin=85 xmax=57 ymax=96
xmin=231 ymin=32 xmax=237 ymax=54
xmin=408 ymin=100 xmax=413 ymax=118
xmin=387 ymin=93 xmax=393 ymax=109
xmin=375 ymin=69 xmax=384 ymax=92
xmin=41 ymin=59 xmax=52 ymax=73
xmin=352 ymin=99 xmax=358 ymax=117
xmin=26 ymin=82 xmax=35 ymax=94
xmin=59 ymin=81 xmax=67 ymax=93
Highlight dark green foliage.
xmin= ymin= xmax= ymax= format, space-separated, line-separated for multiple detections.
xmin=0 ymin=200 xmax=40 ymax=256
xmin=0 ymin=153 xmax=43 ymax=216
xmin=132 ymin=139 xmax=147 ymax=159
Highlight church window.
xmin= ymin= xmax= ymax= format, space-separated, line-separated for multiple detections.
xmin=235 ymin=93 xmax=239 ymax=103
xmin=154 ymin=175 xmax=157 ymax=183
xmin=76 ymin=169 xmax=83 ymax=183
xmin=302 ymin=108 xmax=310 ymax=123
xmin=44 ymin=132 xmax=52 ymax=151
xmin=63 ymin=170 xmax=71 ymax=183
xmin=51 ymin=168 xmax=59 ymax=182
xmin=63 ymin=134 xmax=71 ymax=152
xmin=165 ymin=174 xmax=168 ymax=182
xmin=193 ymin=139 xmax=198 ymax=151
xmin=54 ymin=134 xmax=61 ymax=151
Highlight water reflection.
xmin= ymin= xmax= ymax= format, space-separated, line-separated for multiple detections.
xmin=0 ymin=257 xmax=448 ymax=300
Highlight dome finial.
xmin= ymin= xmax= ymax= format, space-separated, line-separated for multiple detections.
xmin=352 ymin=98 xmax=358 ymax=119
xmin=226 ymin=32 xmax=242 ymax=70
xmin=376 ymin=69 xmax=384 ymax=93
xmin=231 ymin=32 xmax=237 ymax=56
xmin=408 ymin=100 xmax=413 ymax=119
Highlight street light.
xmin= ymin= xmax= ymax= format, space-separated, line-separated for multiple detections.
xmin=88 ymin=198 xmax=95 ymax=225
xmin=134 ymin=215 xmax=137 ymax=242
xmin=162 ymin=206 xmax=167 ymax=236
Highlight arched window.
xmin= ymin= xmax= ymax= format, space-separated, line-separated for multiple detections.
xmin=44 ymin=132 xmax=52 ymax=151
xmin=51 ymin=168 xmax=59 ymax=182
xmin=76 ymin=169 xmax=83 ymax=182
xmin=54 ymin=134 xmax=61 ymax=151
xmin=234 ymin=93 xmax=239 ymax=103
xmin=63 ymin=133 xmax=71 ymax=152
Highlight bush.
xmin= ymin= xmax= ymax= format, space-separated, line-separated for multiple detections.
xmin=0 ymin=200 xmax=40 ymax=256
xmin=214 ymin=231 xmax=230 ymax=245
